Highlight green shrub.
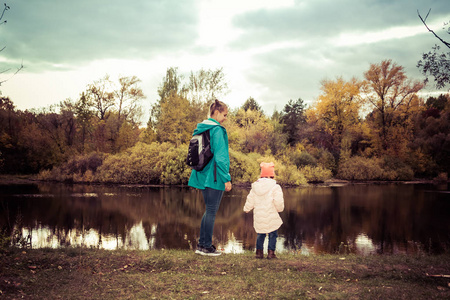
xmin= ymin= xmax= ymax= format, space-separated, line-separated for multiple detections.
xmin=95 ymin=142 xmax=191 ymax=185
xmin=295 ymin=151 xmax=317 ymax=167
xmin=380 ymin=156 xmax=414 ymax=181
xmin=37 ymin=152 xmax=105 ymax=183
xmin=229 ymin=149 xmax=260 ymax=184
xmin=316 ymin=148 xmax=337 ymax=174
xmin=337 ymin=156 xmax=383 ymax=180
xmin=38 ymin=143 xmax=309 ymax=186
xmin=300 ymin=165 xmax=332 ymax=183
xmin=160 ymin=145 xmax=191 ymax=185
xmin=96 ymin=142 xmax=167 ymax=184
xmin=277 ymin=164 xmax=307 ymax=185
xmin=281 ymin=147 xmax=317 ymax=168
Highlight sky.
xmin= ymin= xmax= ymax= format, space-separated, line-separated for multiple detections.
xmin=1 ymin=0 xmax=449 ymax=122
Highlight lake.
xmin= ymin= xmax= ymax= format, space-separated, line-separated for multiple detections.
xmin=0 ymin=181 xmax=449 ymax=255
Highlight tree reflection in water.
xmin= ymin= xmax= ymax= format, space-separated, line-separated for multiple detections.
xmin=0 ymin=182 xmax=449 ymax=255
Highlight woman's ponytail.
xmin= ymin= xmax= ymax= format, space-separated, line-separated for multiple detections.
xmin=209 ymin=99 xmax=227 ymax=117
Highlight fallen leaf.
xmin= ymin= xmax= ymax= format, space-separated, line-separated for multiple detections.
xmin=58 ymin=266 xmax=62 ymax=270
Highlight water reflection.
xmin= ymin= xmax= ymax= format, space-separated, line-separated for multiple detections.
xmin=0 ymin=182 xmax=449 ymax=255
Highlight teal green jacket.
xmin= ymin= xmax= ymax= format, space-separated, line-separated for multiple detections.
xmin=188 ymin=118 xmax=231 ymax=191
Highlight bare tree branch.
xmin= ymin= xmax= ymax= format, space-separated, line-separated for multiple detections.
xmin=418 ymin=9 xmax=450 ymax=49
xmin=0 ymin=3 xmax=23 ymax=86
xmin=0 ymin=3 xmax=10 ymax=24
xmin=0 ymin=61 xmax=23 ymax=86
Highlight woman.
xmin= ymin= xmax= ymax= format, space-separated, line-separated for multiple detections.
xmin=188 ymin=99 xmax=232 ymax=256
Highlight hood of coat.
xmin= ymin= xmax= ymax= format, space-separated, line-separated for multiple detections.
xmin=193 ymin=118 xmax=220 ymax=135
xmin=251 ymin=178 xmax=277 ymax=196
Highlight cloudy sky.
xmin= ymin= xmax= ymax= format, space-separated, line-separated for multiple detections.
xmin=1 ymin=0 xmax=449 ymax=121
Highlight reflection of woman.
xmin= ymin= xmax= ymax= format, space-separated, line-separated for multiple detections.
xmin=188 ymin=99 xmax=232 ymax=256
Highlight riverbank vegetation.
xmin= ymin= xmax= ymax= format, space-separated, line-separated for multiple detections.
xmin=1 ymin=248 xmax=449 ymax=299
xmin=1 ymin=60 xmax=449 ymax=185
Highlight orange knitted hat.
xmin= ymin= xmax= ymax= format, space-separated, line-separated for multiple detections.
xmin=260 ymin=162 xmax=275 ymax=177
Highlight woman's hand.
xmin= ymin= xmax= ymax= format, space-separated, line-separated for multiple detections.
xmin=225 ymin=181 xmax=232 ymax=192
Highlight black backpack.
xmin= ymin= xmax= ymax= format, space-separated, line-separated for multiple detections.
xmin=186 ymin=130 xmax=213 ymax=171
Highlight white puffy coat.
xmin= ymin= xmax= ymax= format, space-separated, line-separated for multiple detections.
xmin=243 ymin=178 xmax=284 ymax=234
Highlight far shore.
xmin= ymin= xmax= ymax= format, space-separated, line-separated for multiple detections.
xmin=0 ymin=174 xmax=444 ymax=188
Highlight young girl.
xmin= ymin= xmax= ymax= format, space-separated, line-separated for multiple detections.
xmin=243 ymin=162 xmax=284 ymax=259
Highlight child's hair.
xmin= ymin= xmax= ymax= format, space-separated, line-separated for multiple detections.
xmin=209 ymin=99 xmax=227 ymax=117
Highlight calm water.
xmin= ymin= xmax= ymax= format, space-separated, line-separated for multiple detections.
xmin=0 ymin=182 xmax=449 ymax=255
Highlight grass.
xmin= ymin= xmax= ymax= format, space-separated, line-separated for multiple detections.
xmin=1 ymin=248 xmax=449 ymax=299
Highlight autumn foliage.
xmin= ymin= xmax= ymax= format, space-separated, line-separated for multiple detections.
xmin=0 ymin=61 xmax=449 ymax=184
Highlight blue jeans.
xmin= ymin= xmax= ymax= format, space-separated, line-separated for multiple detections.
xmin=256 ymin=230 xmax=278 ymax=251
xmin=198 ymin=187 xmax=224 ymax=248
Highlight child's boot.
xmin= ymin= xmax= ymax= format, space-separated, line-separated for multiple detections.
xmin=255 ymin=249 xmax=263 ymax=259
xmin=267 ymin=250 xmax=277 ymax=259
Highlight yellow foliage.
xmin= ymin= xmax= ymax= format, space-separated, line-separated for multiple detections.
xmin=227 ymin=109 xmax=274 ymax=154
xmin=311 ymin=77 xmax=364 ymax=146
xmin=300 ymin=165 xmax=332 ymax=183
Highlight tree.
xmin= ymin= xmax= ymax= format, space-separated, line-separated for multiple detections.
xmin=364 ymin=60 xmax=424 ymax=153
xmin=280 ymin=98 xmax=306 ymax=146
xmin=411 ymin=94 xmax=450 ymax=175
xmin=116 ymin=76 xmax=145 ymax=126
xmin=150 ymin=67 xmax=229 ymax=143
xmin=0 ymin=96 xmax=15 ymax=136
xmin=227 ymin=108 xmax=274 ymax=154
xmin=83 ymin=75 xmax=145 ymax=153
xmin=186 ymin=68 xmax=229 ymax=103
xmin=185 ymin=68 xmax=228 ymax=125
xmin=417 ymin=9 xmax=450 ymax=89
xmin=241 ymin=97 xmax=262 ymax=112
xmin=309 ymin=77 xmax=364 ymax=149
xmin=85 ymin=75 xmax=115 ymax=121
xmin=150 ymin=67 xmax=185 ymax=129
xmin=58 ymin=99 xmax=77 ymax=148
xmin=75 ymin=92 xmax=95 ymax=153
xmin=156 ymin=93 xmax=193 ymax=146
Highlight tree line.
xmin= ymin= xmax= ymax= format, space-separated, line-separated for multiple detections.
xmin=0 ymin=60 xmax=448 ymax=185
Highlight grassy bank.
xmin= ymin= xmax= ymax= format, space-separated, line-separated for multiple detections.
xmin=1 ymin=248 xmax=449 ymax=299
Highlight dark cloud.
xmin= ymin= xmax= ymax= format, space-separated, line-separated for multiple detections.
xmin=231 ymin=0 xmax=450 ymax=50
xmin=226 ymin=0 xmax=450 ymax=111
xmin=1 ymin=0 xmax=449 ymax=113
xmin=3 ymin=0 xmax=199 ymax=71
xmin=244 ymin=30 xmax=445 ymax=108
